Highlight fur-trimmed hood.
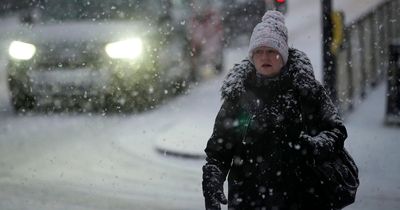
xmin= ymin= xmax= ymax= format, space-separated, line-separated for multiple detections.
xmin=221 ymin=48 xmax=316 ymax=100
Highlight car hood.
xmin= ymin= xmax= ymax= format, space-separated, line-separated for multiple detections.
xmin=15 ymin=20 xmax=157 ymax=44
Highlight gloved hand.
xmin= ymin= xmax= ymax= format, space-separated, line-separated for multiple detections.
xmin=202 ymin=164 xmax=228 ymax=210
xmin=299 ymin=131 xmax=336 ymax=160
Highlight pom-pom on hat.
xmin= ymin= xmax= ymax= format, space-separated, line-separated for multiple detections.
xmin=248 ymin=11 xmax=288 ymax=65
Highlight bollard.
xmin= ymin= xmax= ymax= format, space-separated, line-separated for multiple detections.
xmin=385 ymin=40 xmax=400 ymax=125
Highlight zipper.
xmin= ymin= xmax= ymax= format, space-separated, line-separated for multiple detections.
xmin=241 ymin=114 xmax=254 ymax=144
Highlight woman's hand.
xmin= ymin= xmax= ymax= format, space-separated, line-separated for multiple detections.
xmin=202 ymin=164 xmax=228 ymax=210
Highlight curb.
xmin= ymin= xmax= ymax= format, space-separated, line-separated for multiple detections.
xmin=155 ymin=146 xmax=206 ymax=160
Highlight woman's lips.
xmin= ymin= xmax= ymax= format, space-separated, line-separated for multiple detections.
xmin=262 ymin=64 xmax=272 ymax=67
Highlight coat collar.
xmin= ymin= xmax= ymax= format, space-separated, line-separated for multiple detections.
xmin=221 ymin=48 xmax=315 ymax=100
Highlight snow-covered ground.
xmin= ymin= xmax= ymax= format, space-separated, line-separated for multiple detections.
xmin=0 ymin=0 xmax=398 ymax=209
xmin=344 ymin=83 xmax=400 ymax=210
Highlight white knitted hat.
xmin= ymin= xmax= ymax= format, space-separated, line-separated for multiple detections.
xmin=248 ymin=11 xmax=288 ymax=65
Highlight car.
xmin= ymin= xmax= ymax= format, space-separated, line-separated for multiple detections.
xmin=6 ymin=0 xmax=223 ymax=113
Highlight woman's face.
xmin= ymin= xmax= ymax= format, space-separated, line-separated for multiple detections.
xmin=252 ymin=46 xmax=284 ymax=77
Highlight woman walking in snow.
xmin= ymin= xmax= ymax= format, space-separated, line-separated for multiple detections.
xmin=202 ymin=11 xmax=347 ymax=210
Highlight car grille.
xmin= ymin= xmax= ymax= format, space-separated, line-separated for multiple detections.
xmin=35 ymin=42 xmax=105 ymax=70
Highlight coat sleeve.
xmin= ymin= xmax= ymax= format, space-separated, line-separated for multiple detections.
xmin=288 ymin=48 xmax=347 ymax=159
xmin=297 ymin=75 xmax=348 ymax=159
xmin=203 ymin=99 xmax=242 ymax=177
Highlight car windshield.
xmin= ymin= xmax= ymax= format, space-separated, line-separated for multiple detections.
xmin=38 ymin=0 xmax=163 ymax=22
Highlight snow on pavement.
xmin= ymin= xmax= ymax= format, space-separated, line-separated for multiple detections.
xmin=345 ymin=83 xmax=400 ymax=210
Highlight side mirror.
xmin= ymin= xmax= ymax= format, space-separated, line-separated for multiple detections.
xmin=19 ymin=9 xmax=40 ymax=25
xmin=158 ymin=13 xmax=171 ymax=24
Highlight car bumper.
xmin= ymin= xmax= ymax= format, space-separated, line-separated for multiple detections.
xmin=27 ymin=68 xmax=111 ymax=97
xmin=8 ymin=58 xmax=160 ymax=105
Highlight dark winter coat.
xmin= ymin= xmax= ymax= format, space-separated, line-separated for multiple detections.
xmin=203 ymin=48 xmax=347 ymax=210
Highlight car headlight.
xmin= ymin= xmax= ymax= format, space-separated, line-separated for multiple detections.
xmin=105 ymin=38 xmax=143 ymax=59
xmin=9 ymin=41 xmax=36 ymax=60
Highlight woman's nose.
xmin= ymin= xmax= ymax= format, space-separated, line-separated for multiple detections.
xmin=261 ymin=52 xmax=271 ymax=60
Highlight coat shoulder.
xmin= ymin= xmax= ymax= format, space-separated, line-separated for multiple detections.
xmin=221 ymin=59 xmax=254 ymax=100
xmin=287 ymin=48 xmax=322 ymax=98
